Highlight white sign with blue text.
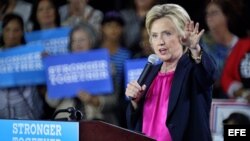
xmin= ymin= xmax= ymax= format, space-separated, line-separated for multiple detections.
xmin=0 ymin=119 xmax=79 ymax=141
xmin=0 ymin=44 xmax=45 ymax=88
xmin=25 ymin=27 xmax=71 ymax=55
xmin=44 ymin=48 xmax=113 ymax=98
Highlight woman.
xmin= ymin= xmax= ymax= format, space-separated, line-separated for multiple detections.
xmin=202 ymin=0 xmax=247 ymax=98
xmin=46 ymin=22 xmax=118 ymax=125
xmin=0 ymin=14 xmax=25 ymax=48
xmin=125 ymin=4 xmax=217 ymax=141
xmin=0 ymin=13 xmax=44 ymax=119
xmin=29 ymin=0 xmax=60 ymax=31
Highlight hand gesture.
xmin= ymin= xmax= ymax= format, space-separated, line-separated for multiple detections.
xmin=181 ymin=21 xmax=204 ymax=50
xmin=125 ymin=81 xmax=146 ymax=108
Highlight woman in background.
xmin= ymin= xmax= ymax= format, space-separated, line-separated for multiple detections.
xmin=46 ymin=22 xmax=119 ymax=125
xmin=29 ymin=0 xmax=61 ymax=31
xmin=0 ymin=13 xmax=44 ymax=119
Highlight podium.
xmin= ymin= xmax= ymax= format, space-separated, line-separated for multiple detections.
xmin=79 ymin=120 xmax=155 ymax=141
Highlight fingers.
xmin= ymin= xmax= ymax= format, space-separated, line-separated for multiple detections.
xmin=125 ymin=80 xmax=146 ymax=101
xmin=197 ymin=29 xmax=205 ymax=38
xmin=186 ymin=21 xmax=200 ymax=34
xmin=193 ymin=22 xmax=199 ymax=34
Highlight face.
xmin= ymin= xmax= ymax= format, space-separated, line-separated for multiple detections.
xmin=135 ymin=0 xmax=155 ymax=9
xmin=71 ymin=29 xmax=92 ymax=52
xmin=206 ymin=3 xmax=227 ymax=31
xmin=3 ymin=19 xmax=23 ymax=47
xmin=36 ymin=0 xmax=56 ymax=27
xmin=149 ymin=17 xmax=183 ymax=62
xmin=102 ymin=21 xmax=123 ymax=41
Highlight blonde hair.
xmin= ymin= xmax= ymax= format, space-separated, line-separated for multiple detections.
xmin=146 ymin=4 xmax=190 ymax=38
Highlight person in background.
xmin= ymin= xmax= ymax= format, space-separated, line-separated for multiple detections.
xmin=132 ymin=18 xmax=154 ymax=58
xmin=0 ymin=0 xmax=31 ymax=32
xmin=28 ymin=0 xmax=61 ymax=31
xmin=121 ymin=0 xmax=157 ymax=49
xmin=125 ymin=4 xmax=217 ymax=141
xmin=221 ymin=38 xmax=250 ymax=102
xmin=202 ymin=0 xmax=247 ymax=98
xmin=59 ymin=0 xmax=103 ymax=32
xmin=223 ymin=112 xmax=250 ymax=125
xmin=46 ymin=22 xmax=119 ymax=125
xmin=0 ymin=13 xmax=45 ymax=119
xmin=100 ymin=11 xmax=132 ymax=127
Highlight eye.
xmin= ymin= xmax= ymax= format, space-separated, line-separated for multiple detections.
xmin=151 ymin=34 xmax=158 ymax=39
xmin=163 ymin=31 xmax=171 ymax=36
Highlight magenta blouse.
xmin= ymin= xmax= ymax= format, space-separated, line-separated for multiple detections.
xmin=142 ymin=71 xmax=174 ymax=141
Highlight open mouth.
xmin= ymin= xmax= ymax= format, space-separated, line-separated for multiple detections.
xmin=159 ymin=48 xmax=168 ymax=54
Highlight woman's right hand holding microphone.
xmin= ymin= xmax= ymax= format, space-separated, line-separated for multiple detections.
xmin=125 ymin=80 xmax=146 ymax=109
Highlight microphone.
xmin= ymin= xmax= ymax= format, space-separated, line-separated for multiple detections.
xmin=129 ymin=54 xmax=160 ymax=100
xmin=52 ymin=107 xmax=84 ymax=121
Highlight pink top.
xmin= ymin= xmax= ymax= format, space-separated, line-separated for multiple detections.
xmin=142 ymin=71 xmax=174 ymax=141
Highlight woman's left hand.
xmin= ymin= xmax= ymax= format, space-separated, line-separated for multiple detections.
xmin=181 ymin=20 xmax=204 ymax=50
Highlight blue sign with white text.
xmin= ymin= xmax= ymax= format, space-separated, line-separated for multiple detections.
xmin=0 ymin=44 xmax=45 ymax=88
xmin=44 ymin=48 xmax=113 ymax=98
xmin=124 ymin=58 xmax=147 ymax=86
xmin=0 ymin=119 xmax=79 ymax=141
xmin=25 ymin=27 xmax=71 ymax=55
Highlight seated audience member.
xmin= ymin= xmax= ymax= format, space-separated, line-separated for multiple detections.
xmin=0 ymin=13 xmax=45 ymax=119
xmin=28 ymin=0 xmax=61 ymax=31
xmin=46 ymin=22 xmax=119 ymax=125
xmin=221 ymin=38 xmax=250 ymax=102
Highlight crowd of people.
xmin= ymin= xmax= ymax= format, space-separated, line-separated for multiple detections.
xmin=0 ymin=0 xmax=249 ymax=140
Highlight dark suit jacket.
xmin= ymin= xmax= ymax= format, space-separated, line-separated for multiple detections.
xmin=126 ymin=50 xmax=217 ymax=141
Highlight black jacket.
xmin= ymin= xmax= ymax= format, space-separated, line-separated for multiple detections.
xmin=126 ymin=50 xmax=217 ymax=141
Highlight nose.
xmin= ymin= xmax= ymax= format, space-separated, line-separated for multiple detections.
xmin=158 ymin=36 xmax=165 ymax=46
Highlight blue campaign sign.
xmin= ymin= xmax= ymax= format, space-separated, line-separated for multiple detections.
xmin=0 ymin=44 xmax=45 ymax=88
xmin=124 ymin=58 xmax=147 ymax=86
xmin=44 ymin=48 xmax=114 ymax=98
xmin=0 ymin=119 xmax=79 ymax=141
xmin=25 ymin=27 xmax=71 ymax=55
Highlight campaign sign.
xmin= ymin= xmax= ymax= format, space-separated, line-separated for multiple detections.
xmin=44 ymin=48 xmax=113 ymax=98
xmin=0 ymin=44 xmax=45 ymax=88
xmin=124 ymin=58 xmax=147 ymax=86
xmin=25 ymin=27 xmax=71 ymax=55
xmin=0 ymin=119 xmax=79 ymax=141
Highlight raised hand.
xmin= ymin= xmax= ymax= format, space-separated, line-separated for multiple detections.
xmin=181 ymin=21 xmax=205 ymax=50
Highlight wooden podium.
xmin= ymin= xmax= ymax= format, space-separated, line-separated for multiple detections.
xmin=79 ymin=120 xmax=155 ymax=141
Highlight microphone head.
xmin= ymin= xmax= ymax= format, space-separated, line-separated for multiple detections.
xmin=148 ymin=54 xmax=160 ymax=65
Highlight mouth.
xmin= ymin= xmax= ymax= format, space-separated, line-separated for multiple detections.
xmin=159 ymin=48 xmax=168 ymax=55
